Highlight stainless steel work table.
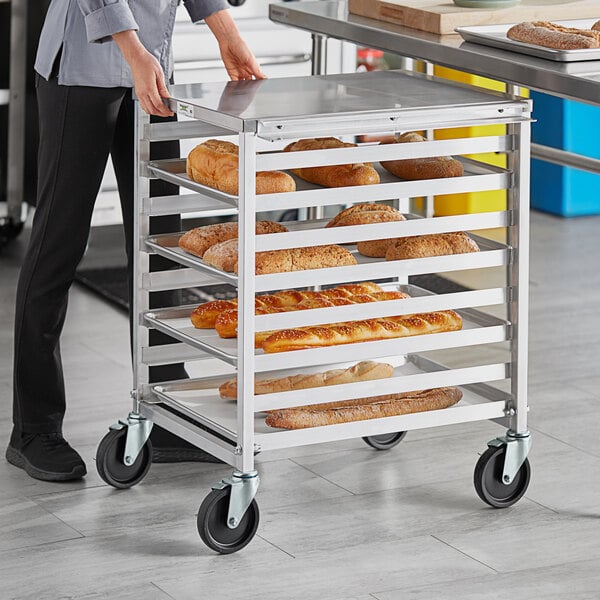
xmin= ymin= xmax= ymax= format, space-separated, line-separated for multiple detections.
xmin=270 ymin=0 xmax=600 ymax=175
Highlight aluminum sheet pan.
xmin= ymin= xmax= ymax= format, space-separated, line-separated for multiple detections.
xmin=150 ymin=358 xmax=510 ymax=442
xmin=147 ymin=156 xmax=510 ymax=203
xmin=457 ymin=20 xmax=600 ymax=62
xmin=143 ymin=284 xmax=510 ymax=366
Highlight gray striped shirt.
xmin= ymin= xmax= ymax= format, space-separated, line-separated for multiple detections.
xmin=35 ymin=0 xmax=228 ymax=88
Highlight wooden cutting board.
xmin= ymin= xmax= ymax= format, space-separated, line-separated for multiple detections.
xmin=348 ymin=0 xmax=600 ymax=34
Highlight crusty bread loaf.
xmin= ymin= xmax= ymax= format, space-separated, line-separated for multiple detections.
xmin=326 ymin=203 xmax=403 ymax=228
xmin=593 ymin=20 xmax=600 ymax=32
xmin=380 ymin=132 xmax=464 ymax=180
xmin=214 ymin=290 xmax=410 ymax=339
xmin=265 ymin=386 xmax=463 ymax=429
xmin=233 ymin=244 xmax=357 ymax=275
xmin=189 ymin=282 xmax=384 ymax=329
xmin=186 ymin=139 xmax=296 ymax=195
xmin=284 ymin=138 xmax=380 ymax=187
xmin=218 ymin=360 xmax=394 ymax=400
xmin=262 ymin=310 xmax=462 ymax=353
xmin=179 ymin=220 xmax=287 ymax=259
xmin=385 ymin=232 xmax=480 ymax=261
xmin=203 ymin=239 xmax=239 ymax=272
xmin=506 ymin=21 xmax=600 ymax=50
xmin=356 ymin=238 xmax=396 ymax=258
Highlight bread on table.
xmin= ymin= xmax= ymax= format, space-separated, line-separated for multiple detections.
xmin=385 ymin=232 xmax=480 ymax=261
xmin=506 ymin=21 xmax=600 ymax=50
xmin=218 ymin=360 xmax=394 ymax=399
xmin=186 ymin=139 xmax=296 ymax=195
xmin=261 ymin=310 xmax=462 ymax=353
xmin=284 ymin=137 xmax=380 ymax=187
xmin=179 ymin=220 xmax=287 ymax=259
xmin=213 ymin=290 xmax=410 ymax=339
xmin=380 ymin=132 xmax=464 ymax=180
xmin=265 ymin=386 xmax=463 ymax=429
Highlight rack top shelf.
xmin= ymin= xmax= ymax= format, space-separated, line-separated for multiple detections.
xmin=167 ymin=70 xmax=530 ymax=136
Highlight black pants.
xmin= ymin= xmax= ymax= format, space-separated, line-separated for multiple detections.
xmin=13 ymin=75 xmax=185 ymax=434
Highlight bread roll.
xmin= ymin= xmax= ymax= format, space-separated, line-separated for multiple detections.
xmin=213 ymin=290 xmax=410 ymax=339
xmin=385 ymin=232 xmax=480 ymax=261
xmin=218 ymin=360 xmax=394 ymax=399
xmin=284 ymin=137 xmax=380 ymax=187
xmin=506 ymin=21 xmax=600 ymax=50
xmin=186 ymin=139 xmax=296 ymax=195
xmin=265 ymin=387 xmax=463 ymax=429
xmin=233 ymin=244 xmax=357 ymax=275
xmin=593 ymin=20 xmax=600 ymax=31
xmin=179 ymin=220 xmax=287 ymax=259
xmin=262 ymin=310 xmax=462 ymax=353
xmin=380 ymin=132 xmax=464 ymax=180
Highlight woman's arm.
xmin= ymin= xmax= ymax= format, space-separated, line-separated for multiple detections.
xmin=113 ymin=31 xmax=174 ymax=117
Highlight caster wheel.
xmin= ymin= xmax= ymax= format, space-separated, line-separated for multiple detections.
xmin=96 ymin=428 xmax=152 ymax=489
xmin=362 ymin=431 xmax=407 ymax=450
xmin=198 ymin=487 xmax=259 ymax=554
xmin=474 ymin=445 xmax=531 ymax=508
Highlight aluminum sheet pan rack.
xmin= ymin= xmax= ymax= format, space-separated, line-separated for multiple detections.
xmin=95 ymin=69 xmax=533 ymax=554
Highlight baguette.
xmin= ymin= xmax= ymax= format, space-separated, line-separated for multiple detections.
xmin=506 ymin=21 xmax=600 ymax=50
xmin=380 ymin=132 xmax=464 ymax=180
xmin=190 ymin=282 xmax=384 ymax=329
xmin=233 ymin=244 xmax=357 ymax=275
xmin=214 ymin=290 xmax=411 ymax=339
xmin=385 ymin=232 xmax=480 ymax=261
xmin=179 ymin=220 xmax=287 ymax=259
xmin=265 ymin=387 xmax=463 ymax=429
xmin=186 ymin=139 xmax=296 ymax=195
xmin=218 ymin=360 xmax=394 ymax=399
xmin=262 ymin=310 xmax=462 ymax=353
xmin=284 ymin=137 xmax=380 ymax=187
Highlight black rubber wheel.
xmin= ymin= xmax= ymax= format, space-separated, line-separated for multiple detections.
xmin=362 ymin=431 xmax=407 ymax=450
xmin=197 ymin=487 xmax=259 ymax=554
xmin=96 ymin=428 xmax=152 ymax=489
xmin=474 ymin=445 xmax=531 ymax=508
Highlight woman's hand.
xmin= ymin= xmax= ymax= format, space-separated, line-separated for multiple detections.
xmin=205 ymin=10 xmax=266 ymax=81
xmin=219 ymin=35 xmax=266 ymax=81
xmin=113 ymin=30 xmax=174 ymax=117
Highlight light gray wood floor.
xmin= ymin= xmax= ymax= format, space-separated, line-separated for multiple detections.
xmin=1 ymin=210 xmax=600 ymax=600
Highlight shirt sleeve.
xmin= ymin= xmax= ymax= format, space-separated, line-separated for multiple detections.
xmin=76 ymin=0 xmax=139 ymax=44
xmin=184 ymin=0 xmax=229 ymax=24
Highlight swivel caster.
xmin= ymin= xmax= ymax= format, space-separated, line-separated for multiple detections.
xmin=197 ymin=487 xmax=260 ymax=554
xmin=96 ymin=428 xmax=152 ymax=489
xmin=474 ymin=444 xmax=531 ymax=508
xmin=363 ymin=431 xmax=407 ymax=450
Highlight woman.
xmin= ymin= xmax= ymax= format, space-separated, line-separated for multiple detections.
xmin=7 ymin=0 xmax=265 ymax=481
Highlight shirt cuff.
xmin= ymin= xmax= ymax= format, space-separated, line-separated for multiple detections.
xmin=83 ymin=2 xmax=139 ymax=43
xmin=184 ymin=0 xmax=229 ymax=24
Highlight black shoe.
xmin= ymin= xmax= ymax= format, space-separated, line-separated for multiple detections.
xmin=5 ymin=430 xmax=87 ymax=482
xmin=149 ymin=426 xmax=223 ymax=464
